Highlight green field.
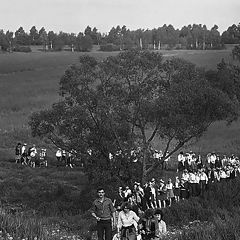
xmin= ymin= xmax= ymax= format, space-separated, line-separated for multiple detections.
xmin=0 ymin=48 xmax=239 ymax=155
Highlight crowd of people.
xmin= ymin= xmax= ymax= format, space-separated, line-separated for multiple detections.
xmin=91 ymin=187 xmax=167 ymax=240
xmin=14 ymin=143 xmax=78 ymax=168
xmin=55 ymin=148 xmax=76 ymax=168
xmin=90 ymin=151 xmax=240 ymax=240
xmin=114 ymin=151 xmax=240 ymax=212
xmin=15 ymin=142 xmax=47 ymax=167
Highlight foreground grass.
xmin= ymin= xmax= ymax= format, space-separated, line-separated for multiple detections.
xmin=0 ymin=155 xmax=95 ymax=239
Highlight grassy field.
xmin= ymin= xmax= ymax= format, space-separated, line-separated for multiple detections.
xmin=0 ymin=48 xmax=240 ymax=239
xmin=0 ymin=48 xmax=239 ymax=154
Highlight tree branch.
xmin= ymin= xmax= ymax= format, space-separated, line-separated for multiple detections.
xmin=147 ymin=122 xmax=160 ymax=144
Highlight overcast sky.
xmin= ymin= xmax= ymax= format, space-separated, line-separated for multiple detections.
xmin=1 ymin=0 xmax=239 ymax=34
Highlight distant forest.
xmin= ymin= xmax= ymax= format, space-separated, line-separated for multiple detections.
xmin=0 ymin=23 xmax=240 ymax=52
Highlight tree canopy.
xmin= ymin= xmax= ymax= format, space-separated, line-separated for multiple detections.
xmin=29 ymin=50 xmax=239 ymax=184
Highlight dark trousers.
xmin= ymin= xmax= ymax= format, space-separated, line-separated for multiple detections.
xmin=97 ymin=219 xmax=112 ymax=240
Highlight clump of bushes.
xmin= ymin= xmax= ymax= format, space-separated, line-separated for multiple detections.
xmin=13 ymin=45 xmax=32 ymax=52
xmin=99 ymin=43 xmax=120 ymax=51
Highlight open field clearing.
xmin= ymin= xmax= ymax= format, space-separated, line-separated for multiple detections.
xmin=0 ymin=49 xmax=239 ymax=154
xmin=0 ymin=49 xmax=240 ymax=239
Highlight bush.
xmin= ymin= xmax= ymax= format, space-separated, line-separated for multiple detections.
xmin=99 ymin=44 xmax=120 ymax=51
xmin=164 ymin=198 xmax=212 ymax=226
xmin=13 ymin=45 xmax=32 ymax=52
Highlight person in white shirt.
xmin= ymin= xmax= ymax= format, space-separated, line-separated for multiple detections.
xmin=147 ymin=209 xmax=167 ymax=239
xmin=56 ymin=148 xmax=62 ymax=164
xmin=21 ymin=143 xmax=27 ymax=165
xmin=188 ymin=171 xmax=196 ymax=197
xmin=177 ymin=151 xmax=185 ymax=172
xmin=181 ymin=169 xmax=189 ymax=182
xmin=199 ymin=169 xmax=208 ymax=196
xmin=124 ymin=186 xmax=132 ymax=200
xmin=166 ymin=178 xmax=174 ymax=206
xmin=163 ymin=152 xmax=170 ymax=170
xmin=210 ymin=152 xmax=217 ymax=168
xmin=30 ymin=144 xmax=37 ymax=157
xmin=117 ymin=202 xmax=140 ymax=240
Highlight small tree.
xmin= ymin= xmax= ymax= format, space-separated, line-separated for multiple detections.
xmin=76 ymin=35 xmax=93 ymax=52
xmin=29 ymin=50 xmax=238 ymax=184
xmin=232 ymin=45 xmax=240 ymax=61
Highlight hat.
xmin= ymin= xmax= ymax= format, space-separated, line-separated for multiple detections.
xmin=24 ymin=143 xmax=27 ymax=146
xmin=160 ymin=179 xmax=164 ymax=183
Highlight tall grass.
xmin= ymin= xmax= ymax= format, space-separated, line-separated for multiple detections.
xmin=0 ymin=212 xmax=48 ymax=239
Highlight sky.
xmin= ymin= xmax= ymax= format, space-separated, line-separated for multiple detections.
xmin=0 ymin=0 xmax=239 ymax=34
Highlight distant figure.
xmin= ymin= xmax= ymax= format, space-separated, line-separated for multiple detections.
xmin=62 ymin=150 xmax=66 ymax=165
xmin=29 ymin=144 xmax=37 ymax=167
xmin=56 ymin=148 xmax=62 ymax=165
xmin=30 ymin=144 xmax=37 ymax=157
xmin=21 ymin=143 xmax=27 ymax=165
xmin=66 ymin=151 xmax=74 ymax=168
xmin=15 ymin=143 xmax=22 ymax=163
xmin=40 ymin=148 xmax=47 ymax=167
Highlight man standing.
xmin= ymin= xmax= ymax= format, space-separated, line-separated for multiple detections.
xmin=90 ymin=188 xmax=115 ymax=240
xmin=15 ymin=143 xmax=22 ymax=163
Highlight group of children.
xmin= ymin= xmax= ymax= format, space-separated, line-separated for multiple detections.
xmin=113 ymin=152 xmax=240 ymax=214
xmin=15 ymin=142 xmax=47 ymax=167
xmin=111 ymin=152 xmax=240 ymax=239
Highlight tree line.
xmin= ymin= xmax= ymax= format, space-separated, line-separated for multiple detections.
xmin=0 ymin=23 xmax=240 ymax=52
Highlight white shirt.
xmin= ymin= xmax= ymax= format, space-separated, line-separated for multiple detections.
xmin=178 ymin=154 xmax=185 ymax=162
xmin=189 ymin=173 xmax=196 ymax=183
xmin=21 ymin=146 xmax=26 ymax=154
xmin=166 ymin=182 xmax=173 ymax=190
xmin=210 ymin=155 xmax=216 ymax=164
xmin=182 ymin=172 xmax=189 ymax=181
xmin=195 ymin=174 xmax=200 ymax=184
xmin=30 ymin=147 xmax=37 ymax=157
xmin=200 ymin=172 xmax=208 ymax=182
xmin=117 ymin=210 xmax=139 ymax=230
xmin=220 ymin=170 xmax=227 ymax=179
xmin=56 ymin=150 xmax=62 ymax=157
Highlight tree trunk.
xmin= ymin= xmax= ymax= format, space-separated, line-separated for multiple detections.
xmin=141 ymin=146 xmax=148 ymax=184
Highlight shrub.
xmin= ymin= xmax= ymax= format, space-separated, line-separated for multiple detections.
xmin=13 ymin=45 xmax=32 ymax=53
xmin=99 ymin=44 xmax=120 ymax=51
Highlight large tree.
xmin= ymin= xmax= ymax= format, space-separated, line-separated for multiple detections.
xmin=29 ymin=50 xmax=238 ymax=184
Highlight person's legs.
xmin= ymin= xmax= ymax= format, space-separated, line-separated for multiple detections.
xmin=127 ymin=233 xmax=137 ymax=240
xmin=103 ymin=220 xmax=112 ymax=240
xmin=97 ymin=221 xmax=104 ymax=240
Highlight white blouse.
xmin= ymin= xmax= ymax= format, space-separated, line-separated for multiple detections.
xmin=117 ymin=210 xmax=140 ymax=230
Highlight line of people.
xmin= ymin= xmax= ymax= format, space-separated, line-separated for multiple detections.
xmin=114 ymin=153 xmax=240 ymax=214
xmin=15 ymin=142 xmax=47 ymax=167
xmin=55 ymin=148 xmax=76 ymax=168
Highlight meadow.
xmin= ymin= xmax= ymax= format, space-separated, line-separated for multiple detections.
xmin=0 ymin=48 xmax=238 ymax=153
xmin=1 ymin=48 xmax=240 ymax=239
